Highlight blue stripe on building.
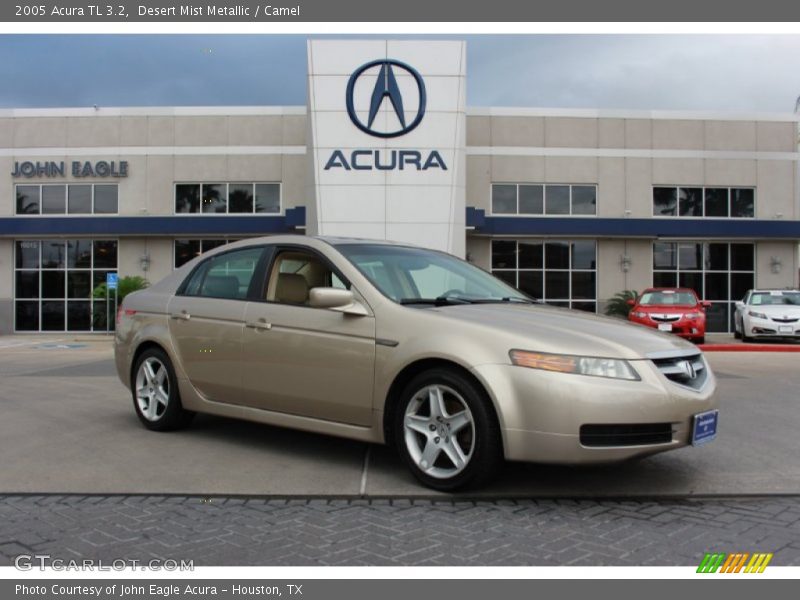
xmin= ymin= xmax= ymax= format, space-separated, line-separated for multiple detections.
xmin=0 ymin=207 xmax=306 ymax=237
xmin=466 ymin=207 xmax=800 ymax=239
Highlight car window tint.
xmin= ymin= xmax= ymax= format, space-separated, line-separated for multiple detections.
xmin=407 ymin=262 xmax=470 ymax=298
xmin=639 ymin=291 xmax=697 ymax=305
xmin=751 ymin=292 xmax=800 ymax=306
xmin=192 ymin=247 xmax=263 ymax=300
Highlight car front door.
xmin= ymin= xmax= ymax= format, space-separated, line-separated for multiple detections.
xmin=168 ymin=245 xmax=267 ymax=403
xmin=240 ymin=246 xmax=376 ymax=426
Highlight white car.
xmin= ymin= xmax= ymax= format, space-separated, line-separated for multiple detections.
xmin=734 ymin=289 xmax=800 ymax=341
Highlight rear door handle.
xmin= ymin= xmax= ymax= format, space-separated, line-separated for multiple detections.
xmin=246 ymin=318 xmax=272 ymax=331
xmin=170 ymin=311 xmax=191 ymax=321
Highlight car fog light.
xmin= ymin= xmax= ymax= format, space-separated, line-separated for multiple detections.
xmin=509 ymin=350 xmax=640 ymax=381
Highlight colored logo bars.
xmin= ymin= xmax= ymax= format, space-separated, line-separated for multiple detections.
xmin=697 ymin=552 xmax=773 ymax=573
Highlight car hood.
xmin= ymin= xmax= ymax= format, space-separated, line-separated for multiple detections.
xmin=636 ymin=305 xmax=698 ymax=313
xmin=748 ymin=304 xmax=800 ymax=317
xmin=430 ymin=303 xmax=697 ymax=360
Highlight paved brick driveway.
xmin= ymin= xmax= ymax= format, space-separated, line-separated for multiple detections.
xmin=1 ymin=495 xmax=799 ymax=566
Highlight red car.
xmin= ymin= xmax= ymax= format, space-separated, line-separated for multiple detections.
xmin=627 ymin=288 xmax=710 ymax=344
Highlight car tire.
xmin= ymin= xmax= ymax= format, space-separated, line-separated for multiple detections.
xmin=131 ymin=348 xmax=194 ymax=431
xmin=733 ymin=328 xmax=742 ymax=340
xmin=394 ymin=368 xmax=503 ymax=492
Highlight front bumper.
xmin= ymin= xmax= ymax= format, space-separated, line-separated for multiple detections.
xmin=471 ymin=356 xmax=717 ymax=464
xmin=630 ymin=317 xmax=704 ymax=338
xmin=744 ymin=316 xmax=800 ymax=338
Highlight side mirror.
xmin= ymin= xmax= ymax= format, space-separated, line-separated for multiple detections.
xmin=735 ymin=301 xmax=745 ymax=310
xmin=626 ymin=298 xmax=636 ymax=306
xmin=309 ymin=287 xmax=368 ymax=316
xmin=701 ymin=301 xmax=712 ymax=309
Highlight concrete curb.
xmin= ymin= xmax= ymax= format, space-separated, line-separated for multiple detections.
xmin=699 ymin=343 xmax=800 ymax=352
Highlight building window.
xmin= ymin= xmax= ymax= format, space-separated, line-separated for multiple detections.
xmin=15 ymin=184 xmax=118 ymax=215
xmin=491 ymin=184 xmax=597 ymax=216
xmin=653 ymin=241 xmax=755 ymax=333
xmin=14 ymin=239 xmax=118 ymax=332
xmin=174 ymin=238 xmax=245 ymax=268
xmin=174 ymin=182 xmax=281 ymax=215
xmin=490 ymin=239 xmax=597 ymax=312
xmin=652 ymin=187 xmax=755 ymax=218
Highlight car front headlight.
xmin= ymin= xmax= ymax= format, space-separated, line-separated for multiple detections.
xmin=684 ymin=312 xmax=702 ymax=319
xmin=509 ymin=349 xmax=640 ymax=381
xmin=631 ymin=311 xmax=648 ymax=318
xmin=748 ymin=310 xmax=768 ymax=320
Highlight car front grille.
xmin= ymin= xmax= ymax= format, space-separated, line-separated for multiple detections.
xmin=650 ymin=314 xmax=681 ymax=322
xmin=650 ymin=351 xmax=708 ymax=391
xmin=580 ymin=423 xmax=673 ymax=447
xmin=771 ymin=317 xmax=799 ymax=323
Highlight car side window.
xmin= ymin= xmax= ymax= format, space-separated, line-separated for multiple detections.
xmin=185 ymin=247 xmax=263 ymax=300
xmin=266 ymin=249 xmax=348 ymax=306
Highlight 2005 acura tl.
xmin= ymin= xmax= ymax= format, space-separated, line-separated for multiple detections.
xmin=115 ymin=236 xmax=718 ymax=491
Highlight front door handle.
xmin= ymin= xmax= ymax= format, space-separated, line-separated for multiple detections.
xmin=170 ymin=311 xmax=191 ymax=321
xmin=246 ymin=318 xmax=272 ymax=331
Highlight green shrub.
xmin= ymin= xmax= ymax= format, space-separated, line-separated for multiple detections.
xmin=92 ymin=275 xmax=149 ymax=303
xmin=92 ymin=275 xmax=149 ymax=330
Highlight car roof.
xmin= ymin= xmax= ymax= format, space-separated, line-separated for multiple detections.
xmin=223 ymin=234 xmax=420 ymax=249
xmin=641 ymin=288 xmax=698 ymax=294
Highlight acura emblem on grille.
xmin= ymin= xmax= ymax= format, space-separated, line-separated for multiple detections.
xmin=679 ymin=360 xmax=697 ymax=380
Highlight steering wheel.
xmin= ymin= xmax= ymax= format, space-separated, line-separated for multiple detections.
xmin=440 ymin=289 xmax=467 ymax=298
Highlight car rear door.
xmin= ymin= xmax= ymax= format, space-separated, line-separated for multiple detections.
xmin=239 ymin=245 xmax=376 ymax=426
xmin=167 ymin=245 xmax=268 ymax=403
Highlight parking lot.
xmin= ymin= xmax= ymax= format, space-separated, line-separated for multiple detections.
xmin=1 ymin=334 xmax=799 ymax=498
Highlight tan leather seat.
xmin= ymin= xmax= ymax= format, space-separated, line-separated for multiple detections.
xmin=275 ymin=273 xmax=309 ymax=304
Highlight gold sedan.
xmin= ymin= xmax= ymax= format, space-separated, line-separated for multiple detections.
xmin=115 ymin=236 xmax=718 ymax=491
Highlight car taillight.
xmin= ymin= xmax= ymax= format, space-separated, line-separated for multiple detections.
xmin=116 ymin=307 xmax=136 ymax=325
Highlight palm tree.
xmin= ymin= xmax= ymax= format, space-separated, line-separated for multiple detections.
xmin=605 ymin=290 xmax=639 ymax=318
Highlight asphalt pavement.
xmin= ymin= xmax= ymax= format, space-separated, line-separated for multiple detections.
xmin=1 ymin=334 xmax=798 ymax=498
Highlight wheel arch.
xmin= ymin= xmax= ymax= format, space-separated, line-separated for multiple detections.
xmin=129 ymin=340 xmax=170 ymax=387
xmin=382 ymin=358 xmax=502 ymax=449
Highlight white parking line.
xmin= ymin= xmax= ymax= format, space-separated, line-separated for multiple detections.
xmin=0 ymin=338 xmax=65 ymax=349
xmin=359 ymin=445 xmax=371 ymax=497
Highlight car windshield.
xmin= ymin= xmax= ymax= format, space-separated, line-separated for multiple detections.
xmin=639 ymin=291 xmax=697 ymax=306
xmin=750 ymin=291 xmax=800 ymax=306
xmin=337 ymin=244 xmax=530 ymax=305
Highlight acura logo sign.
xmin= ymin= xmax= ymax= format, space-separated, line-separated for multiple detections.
xmin=345 ymin=59 xmax=426 ymax=138
xmin=324 ymin=58 xmax=445 ymax=171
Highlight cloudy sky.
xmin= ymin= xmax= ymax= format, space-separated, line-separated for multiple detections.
xmin=1 ymin=34 xmax=799 ymax=112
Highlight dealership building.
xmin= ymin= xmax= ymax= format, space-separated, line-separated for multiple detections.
xmin=1 ymin=39 xmax=799 ymax=334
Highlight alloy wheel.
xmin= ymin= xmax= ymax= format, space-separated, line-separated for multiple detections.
xmin=403 ymin=384 xmax=476 ymax=479
xmin=135 ymin=356 xmax=170 ymax=421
